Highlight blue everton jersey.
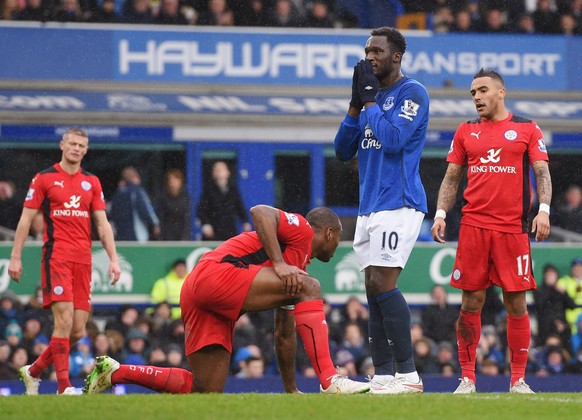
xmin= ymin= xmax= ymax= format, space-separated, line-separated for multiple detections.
xmin=334 ymin=76 xmax=429 ymax=216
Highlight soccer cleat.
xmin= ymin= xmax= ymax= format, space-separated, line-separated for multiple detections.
xmin=453 ymin=377 xmax=476 ymax=394
xmin=83 ymin=356 xmax=120 ymax=394
xmin=320 ymin=374 xmax=370 ymax=394
xmin=19 ymin=365 xmax=41 ymax=395
xmin=58 ymin=387 xmax=82 ymax=395
xmin=366 ymin=375 xmax=393 ymax=392
xmin=369 ymin=375 xmax=424 ymax=394
xmin=509 ymin=378 xmax=535 ymax=394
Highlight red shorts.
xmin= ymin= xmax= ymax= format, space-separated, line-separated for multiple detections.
xmin=180 ymin=259 xmax=260 ymax=356
xmin=450 ymin=224 xmax=537 ymax=292
xmin=41 ymin=258 xmax=92 ymax=311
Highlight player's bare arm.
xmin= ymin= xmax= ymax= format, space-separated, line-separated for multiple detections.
xmin=431 ymin=163 xmax=464 ymax=244
xmin=250 ymin=205 xmax=306 ymax=296
xmin=92 ymin=210 xmax=121 ymax=284
xmin=531 ymin=160 xmax=552 ymax=242
xmin=274 ymin=308 xmax=301 ymax=393
xmin=8 ymin=207 xmax=38 ymax=282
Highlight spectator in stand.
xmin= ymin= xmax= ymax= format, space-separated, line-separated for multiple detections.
xmin=477 ymin=7 xmax=510 ymax=32
xmin=557 ymin=257 xmax=582 ymax=337
xmin=540 ymin=345 xmax=574 ymax=374
xmin=232 ymin=0 xmax=272 ymax=26
xmin=122 ymin=327 xmax=150 ymax=365
xmin=22 ymin=286 xmax=50 ymax=333
xmin=149 ymin=258 xmax=188 ymax=320
xmin=476 ymin=325 xmax=505 ymax=374
xmin=516 ymin=12 xmax=536 ymax=34
xmin=150 ymin=301 xmax=173 ymax=347
xmin=0 ymin=340 xmax=13 ymax=379
xmin=197 ymin=0 xmax=233 ymax=25
xmin=148 ymin=346 xmax=167 ymax=366
xmin=21 ymin=316 xmax=47 ymax=360
xmin=156 ymin=0 xmax=187 ymax=24
xmin=90 ymin=0 xmax=119 ymax=22
xmin=421 ymin=285 xmax=458 ymax=344
xmin=53 ymin=0 xmax=84 ymax=21
xmin=104 ymin=330 xmax=124 ymax=361
xmin=553 ymin=185 xmax=582 ymax=234
xmin=122 ymin=0 xmax=155 ymax=23
xmin=303 ymin=0 xmax=334 ymax=28
xmin=431 ymin=6 xmax=454 ymax=32
xmin=450 ymin=8 xmax=476 ymax=32
xmin=435 ymin=341 xmax=459 ymax=374
xmin=412 ymin=337 xmax=439 ymax=374
xmin=0 ymin=0 xmax=20 ymax=19
xmin=104 ymin=304 xmax=140 ymax=337
xmin=339 ymin=321 xmax=370 ymax=369
xmin=109 ymin=166 xmax=160 ymax=242
xmin=69 ymin=336 xmax=94 ymax=378
xmin=0 ymin=180 xmax=20 ymax=231
xmin=15 ymin=0 xmax=50 ymax=21
xmin=268 ymin=0 xmax=302 ymax=27
xmin=534 ymin=264 xmax=576 ymax=347
xmin=93 ymin=332 xmax=112 ymax=359
xmin=571 ymin=0 xmax=582 ymax=27
xmin=236 ymin=355 xmax=265 ymax=378
xmin=156 ymin=169 xmax=191 ymax=241
xmin=2 ymin=346 xmax=28 ymax=380
xmin=197 ymin=161 xmax=252 ymax=241
xmin=338 ymin=295 xmax=369 ymax=337
xmin=532 ymin=0 xmax=560 ymax=33
xmin=5 ymin=320 xmax=23 ymax=349
xmin=0 ymin=290 xmax=23 ymax=340
xmin=559 ymin=13 xmax=580 ymax=34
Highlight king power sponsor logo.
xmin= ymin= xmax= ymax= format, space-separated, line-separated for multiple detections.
xmin=117 ymin=39 xmax=562 ymax=81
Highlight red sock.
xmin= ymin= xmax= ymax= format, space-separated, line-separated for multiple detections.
xmin=29 ymin=346 xmax=52 ymax=378
xmin=50 ymin=337 xmax=72 ymax=393
xmin=456 ymin=310 xmax=481 ymax=383
xmin=111 ymin=365 xmax=192 ymax=393
xmin=507 ymin=313 xmax=531 ymax=385
xmin=294 ymin=300 xmax=337 ymax=389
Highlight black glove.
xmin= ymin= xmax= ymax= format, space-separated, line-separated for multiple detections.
xmin=349 ymin=65 xmax=363 ymax=110
xmin=356 ymin=59 xmax=379 ymax=105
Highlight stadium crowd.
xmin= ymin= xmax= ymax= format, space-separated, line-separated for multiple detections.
xmin=1 ymin=269 xmax=582 ymax=382
xmin=1 ymin=0 xmax=582 ymax=36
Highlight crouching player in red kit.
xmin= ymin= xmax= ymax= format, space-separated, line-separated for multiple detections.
xmin=84 ymin=205 xmax=370 ymax=394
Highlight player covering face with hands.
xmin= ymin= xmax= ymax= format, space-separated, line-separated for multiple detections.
xmin=335 ymin=27 xmax=430 ymax=394
xmin=83 ymin=205 xmax=370 ymax=395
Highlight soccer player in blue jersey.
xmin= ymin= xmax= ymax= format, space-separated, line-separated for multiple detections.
xmin=334 ymin=27 xmax=429 ymax=394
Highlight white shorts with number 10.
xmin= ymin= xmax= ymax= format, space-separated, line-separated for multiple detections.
xmin=353 ymin=208 xmax=425 ymax=272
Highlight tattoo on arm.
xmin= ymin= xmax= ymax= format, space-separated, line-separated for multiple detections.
xmin=436 ymin=163 xmax=464 ymax=212
xmin=532 ymin=160 xmax=552 ymax=206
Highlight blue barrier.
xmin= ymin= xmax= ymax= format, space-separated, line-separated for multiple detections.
xmin=2 ymin=374 xmax=582 ymax=395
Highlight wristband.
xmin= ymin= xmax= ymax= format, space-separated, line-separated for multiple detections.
xmin=538 ymin=203 xmax=550 ymax=214
xmin=435 ymin=209 xmax=447 ymax=220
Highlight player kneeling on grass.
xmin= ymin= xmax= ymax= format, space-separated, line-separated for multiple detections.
xmin=85 ymin=205 xmax=370 ymax=395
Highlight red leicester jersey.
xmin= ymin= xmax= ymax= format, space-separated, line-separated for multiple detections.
xmin=24 ymin=163 xmax=106 ymax=264
xmin=447 ymin=113 xmax=549 ymax=233
xmin=200 ymin=209 xmax=314 ymax=270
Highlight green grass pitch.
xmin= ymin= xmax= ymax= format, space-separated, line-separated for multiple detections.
xmin=2 ymin=393 xmax=582 ymax=420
